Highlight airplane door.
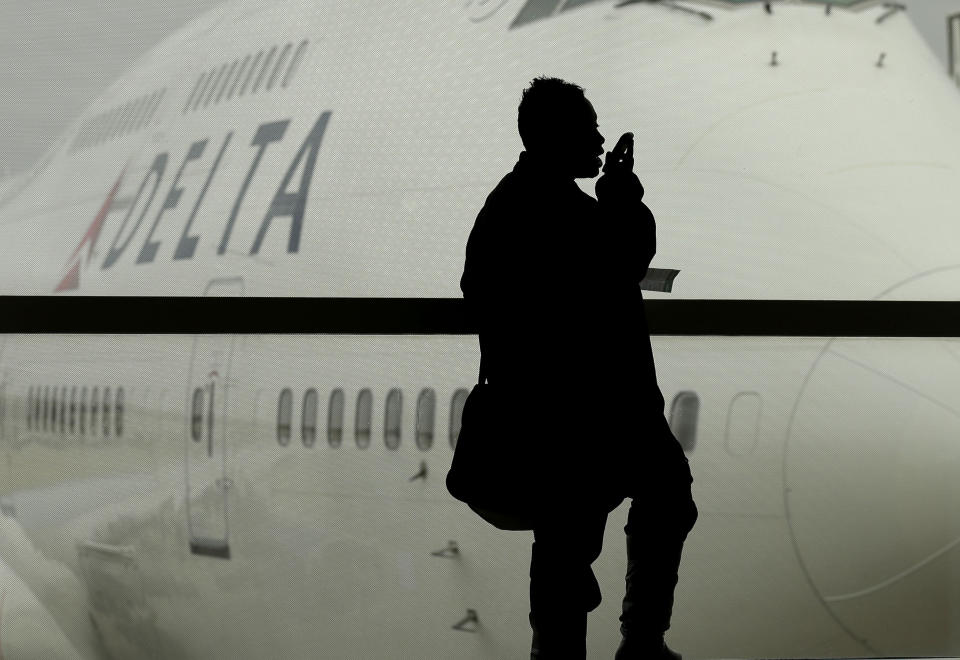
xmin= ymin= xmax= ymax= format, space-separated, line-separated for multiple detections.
xmin=185 ymin=277 xmax=242 ymax=559
xmin=951 ymin=13 xmax=960 ymax=88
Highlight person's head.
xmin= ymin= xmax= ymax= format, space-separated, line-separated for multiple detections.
xmin=517 ymin=76 xmax=605 ymax=179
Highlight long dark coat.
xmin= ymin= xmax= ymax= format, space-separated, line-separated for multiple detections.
xmin=460 ymin=150 xmax=673 ymax=509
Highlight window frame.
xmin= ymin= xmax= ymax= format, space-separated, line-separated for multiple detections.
xmin=80 ymin=385 xmax=88 ymax=436
xmin=277 ymin=387 xmax=292 ymax=446
xmin=69 ymin=385 xmax=77 ymax=435
xmin=384 ymin=387 xmax=402 ymax=450
xmin=415 ymin=387 xmax=436 ymax=451
xmin=90 ymin=386 xmax=99 ymax=437
xmin=115 ymin=387 xmax=124 ymax=438
xmin=266 ymin=43 xmax=293 ymax=91
xmin=449 ymin=388 xmax=469 ymax=449
xmin=355 ymin=388 xmax=372 ymax=449
xmin=282 ymin=40 xmax=309 ymax=88
xmin=669 ymin=390 xmax=700 ymax=453
xmin=250 ymin=45 xmax=278 ymax=94
xmin=327 ymin=387 xmax=344 ymax=448
xmin=238 ymin=51 xmax=264 ymax=96
xmin=103 ymin=386 xmax=111 ymax=437
xmin=302 ymin=387 xmax=318 ymax=448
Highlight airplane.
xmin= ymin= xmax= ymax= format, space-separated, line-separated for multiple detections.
xmin=1 ymin=0 xmax=960 ymax=657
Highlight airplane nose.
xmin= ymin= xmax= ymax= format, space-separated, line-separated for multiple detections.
xmin=784 ymin=268 xmax=960 ymax=652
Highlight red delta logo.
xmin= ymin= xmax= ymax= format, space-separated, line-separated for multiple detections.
xmin=54 ymin=167 xmax=127 ymax=292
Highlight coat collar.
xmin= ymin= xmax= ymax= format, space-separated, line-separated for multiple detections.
xmin=512 ymin=151 xmax=579 ymax=191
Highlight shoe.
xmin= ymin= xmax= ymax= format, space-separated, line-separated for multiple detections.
xmin=614 ymin=636 xmax=681 ymax=660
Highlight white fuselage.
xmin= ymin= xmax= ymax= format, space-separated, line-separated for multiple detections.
xmin=1 ymin=1 xmax=960 ymax=658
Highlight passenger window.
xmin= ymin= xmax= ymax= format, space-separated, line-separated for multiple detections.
xmin=415 ymin=388 xmax=435 ymax=451
xmin=191 ymin=387 xmax=204 ymax=442
xmin=238 ymin=51 xmax=262 ymax=97
xmin=328 ymin=388 xmax=344 ymax=448
xmin=384 ymin=388 xmax=402 ymax=450
xmin=115 ymin=387 xmax=124 ymax=438
xmin=118 ymin=100 xmax=134 ymax=136
xmin=145 ymin=89 xmax=165 ymax=125
xmin=950 ymin=13 xmax=960 ymax=87
xmin=43 ymin=385 xmax=51 ymax=432
xmin=192 ymin=71 xmax=214 ymax=111
xmin=112 ymin=105 xmax=127 ymax=140
xmin=226 ymin=55 xmax=252 ymax=100
xmin=277 ymin=387 xmax=292 ymax=446
xmin=302 ymin=387 xmax=318 ymax=448
xmin=203 ymin=64 xmax=229 ymax=108
xmin=80 ymin=121 xmax=92 ymax=149
xmin=669 ymin=391 xmax=699 ymax=453
xmin=80 ymin=386 xmax=88 ymax=435
xmin=107 ymin=105 xmax=122 ymax=140
xmin=121 ymin=98 xmax=138 ymax=133
xmin=355 ymin=388 xmax=372 ymax=449
xmin=214 ymin=60 xmax=239 ymax=104
xmin=109 ymin=103 xmax=125 ymax=139
xmin=35 ymin=386 xmax=42 ymax=431
xmin=251 ymin=46 xmax=278 ymax=94
xmin=449 ymin=388 xmax=469 ymax=449
xmin=90 ymin=386 xmax=99 ymax=436
xmin=100 ymin=107 xmax=116 ymax=143
xmin=184 ymin=73 xmax=207 ymax=113
xmin=69 ymin=386 xmax=77 ymax=435
xmin=266 ymin=43 xmax=292 ymax=91
xmin=282 ymin=40 xmax=308 ymax=88
xmin=130 ymin=95 xmax=150 ymax=130
xmin=103 ymin=386 xmax=111 ymax=437
xmin=94 ymin=113 xmax=107 ymax=146
xmin=60 ymin=386 xmax=67 ymax=434
xmin=277 ymin=387 xmax=293 ymax=447
xmin=50 ymin=386 xmax=58 ymax=432
xmin=26 ymin=386 xmax=33 ymax=431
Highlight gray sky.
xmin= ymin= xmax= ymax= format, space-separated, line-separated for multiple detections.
xmin=1 ymin=0 xmax=958 ymax=177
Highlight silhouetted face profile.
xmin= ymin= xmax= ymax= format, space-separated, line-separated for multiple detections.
xmin=532 ymin=97 xmax=606 ymax=181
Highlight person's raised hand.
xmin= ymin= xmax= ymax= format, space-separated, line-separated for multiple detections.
xmin=602 ymin=132 xmax=634 ymax=175
xmin=596 ymin=132 xmax=643 ymax=202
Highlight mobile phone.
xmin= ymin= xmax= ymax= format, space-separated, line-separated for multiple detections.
xmin=603 ymin=132 xmax=634 ymax=173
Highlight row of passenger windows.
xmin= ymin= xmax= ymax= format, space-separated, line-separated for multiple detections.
xmin=69 ymin=89 xmax=167 ymax=153
xmin=189 ymin=386 xmax=469 ymax=451
xmin=25 ymin=385 xmax=125 ymax=438
xmin=182 ymin=40 xmax=309 ymax=115
xmin=21 ymin=382 xmax=699 ymax=453
xmin=236 ymin=387 xmax=701 ymax=453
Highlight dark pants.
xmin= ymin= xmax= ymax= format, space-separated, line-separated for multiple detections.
xmin=528 ymin=436 xmax=697 ymax=659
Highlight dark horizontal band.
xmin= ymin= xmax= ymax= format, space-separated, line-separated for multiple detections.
xmin=0 ymin=297 xmax=957 ymax=336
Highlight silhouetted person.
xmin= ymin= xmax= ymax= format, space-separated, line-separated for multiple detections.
xmin=460 ymin=77 xmax=697 ymax=659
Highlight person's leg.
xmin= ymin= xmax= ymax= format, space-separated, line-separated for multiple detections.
xmin=529 ymin=505 xmax=609 ymax=659
xmin=616 ymin=439 xmax=697 ymax=658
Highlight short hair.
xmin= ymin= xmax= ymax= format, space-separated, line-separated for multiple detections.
xmin=517 ymin=76 xmax=588 ymax=152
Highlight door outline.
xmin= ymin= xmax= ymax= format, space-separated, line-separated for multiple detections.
xmin=949 ymin=13 xmax=960 ymax=87
xmin=185 ymin=277 xmax=242 ymax=559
